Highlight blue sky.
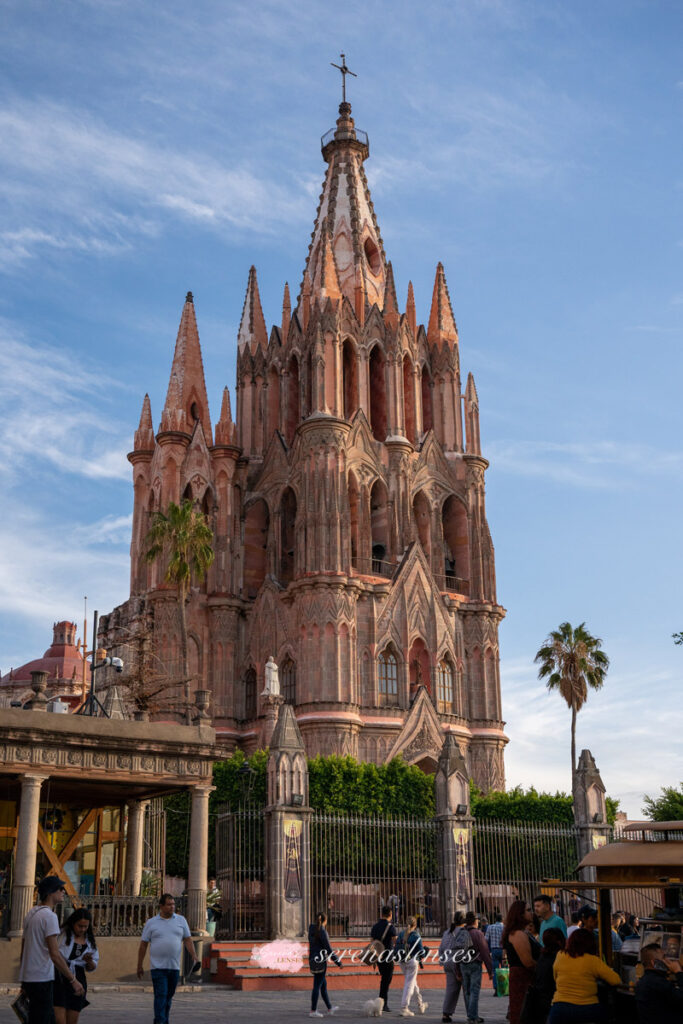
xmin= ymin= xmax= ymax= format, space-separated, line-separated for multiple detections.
xmin=1 ymin=0 xmax=681 ymax=816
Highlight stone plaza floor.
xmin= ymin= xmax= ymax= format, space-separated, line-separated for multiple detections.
xmin=0 ymin=985 xmax=511 ymax=1022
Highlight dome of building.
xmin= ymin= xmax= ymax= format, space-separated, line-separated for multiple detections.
xmin=1 ymin=621 xmax=84 ymax=695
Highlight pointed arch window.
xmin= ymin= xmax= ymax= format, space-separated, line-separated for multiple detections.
xmin=244 ymin=667 xmax=257 ymax=720
xmin=378 ymin=648 xmax=398 ymax=705
xmin=281 ymin=658 xmax=296 ymax=705
xmin=437 ymin=659 xmax=454 ymax=712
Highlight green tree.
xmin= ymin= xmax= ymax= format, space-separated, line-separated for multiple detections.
xmin=146 ymin=498 xmax=214 ymax=721
xmin=534 ymin=621 xmax=609 ymax=802
xmin=643 ymin=784 xmax=683 ymax=821
xmin=672 ymin=632 xmax=683 ymax=646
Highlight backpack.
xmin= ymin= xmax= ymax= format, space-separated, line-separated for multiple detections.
xmin=452 ymin=926 xmax=473 ymax=952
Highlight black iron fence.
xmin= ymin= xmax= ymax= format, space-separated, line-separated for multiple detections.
xmin=310 ymin=811 xmax=441 ymax=937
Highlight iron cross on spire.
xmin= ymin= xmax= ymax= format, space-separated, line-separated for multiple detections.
xmin=330 ymin=52 xmax=357 ymax=104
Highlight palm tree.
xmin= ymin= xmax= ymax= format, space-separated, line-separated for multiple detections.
xmin=145 ymin=498 xmax=214 ymax=721
xmin=534 ymin=621 xmax=609 ymax=801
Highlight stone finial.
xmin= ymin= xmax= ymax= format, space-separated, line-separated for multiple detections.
xmin=281 ymin=282 xmax=291 ymax=339
xmin=214 ymin=386 xmax=236 ymax=445
xmin=270 ymin=702 xmax=305 ymax=753
xmin=435 ymin=732 xmax=470 ymax=817
xmin=574 ymin=748 xmax=607 ymax=825
xmin=186 ymin=291 xmax=194 ymax=303
xmin=27 ymin=670 xmax=49 ymax=711
xmin=383 ymin=261 xmax=399 ymax=328
xmin=464 ymin=372 xmax=481 ymax=456
xmin=134 ymin=393 xmax=155 ymax=451
xmin=406 ymin=280 xmax=416 ymax=334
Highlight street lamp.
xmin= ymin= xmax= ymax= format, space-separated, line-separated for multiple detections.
xmin=75 ymin=609 xmax=123 ymax=717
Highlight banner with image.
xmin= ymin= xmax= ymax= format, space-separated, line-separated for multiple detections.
xmin=284 ymin=817 xmax=303 ymax=904
xmin=452 ymin=826 xmax=471 ymax=904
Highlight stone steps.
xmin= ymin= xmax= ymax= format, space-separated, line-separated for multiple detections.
xmin=208 ymin=938 xmax=494 ymax=992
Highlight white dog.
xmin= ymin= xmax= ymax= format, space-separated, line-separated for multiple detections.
xmin=363 ymin=997 xmax=384 ymax=1017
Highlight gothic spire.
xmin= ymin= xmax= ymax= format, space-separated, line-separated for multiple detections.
xmin=133 ymin=393 xmax=154 ymax=451
xmin=427 ymin=263 xmax=458 ymax=347
xmin=406 ymin=280 xmax=416 ymax=334
xmin=297 ymin=99 xmax=386 ymax=318
xmin=161 ymin=292 xmax=212 ymax=441
xmin=464 ymin=372 xmax=481 ymax=456
xmin=214 ymin=386 xmax=235 ymax=446
xmin=383 ymin=261 xmax=399 ymax=328
xmin=281 ymin=282 xmax=291 ymax=339
xmin=237 ymin=266 xmax=268 ymax=355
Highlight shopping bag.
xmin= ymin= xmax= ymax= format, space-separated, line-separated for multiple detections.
xmin=495 ymin=966 xmax=509 ymax=996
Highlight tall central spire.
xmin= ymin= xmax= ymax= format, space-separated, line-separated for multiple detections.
xmin=297 ymin=98 xmax=387 ymax=318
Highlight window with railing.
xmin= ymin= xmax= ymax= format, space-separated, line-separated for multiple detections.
xmin=281 ymin=658 xmax=296 ymax=705
xmin=378 ymin=650 xmax=399 ymax=705
xmin=437 ymin=659 xmax=454 ymax=712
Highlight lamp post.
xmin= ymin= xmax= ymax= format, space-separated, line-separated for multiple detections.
xmin=75 ymin=609 xmax=120 ymax=717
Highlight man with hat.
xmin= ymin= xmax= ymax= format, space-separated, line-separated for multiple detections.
xmin=19 ymin=876 xmax=84 ymax=1023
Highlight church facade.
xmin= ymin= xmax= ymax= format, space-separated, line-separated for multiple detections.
xmin=101 ymin=99 xmax=507 ymax=791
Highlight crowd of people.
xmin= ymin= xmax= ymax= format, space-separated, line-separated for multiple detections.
xmin=307 ymin=897 xmax=683 ymax=1024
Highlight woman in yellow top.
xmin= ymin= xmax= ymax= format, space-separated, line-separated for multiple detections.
xmin=548 ymin=927 xmax=621 ymax=1022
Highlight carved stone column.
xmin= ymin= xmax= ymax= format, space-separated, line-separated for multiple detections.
xmin=573 ymin=749 xmax=611 ymax=880
xmin=261 ymin=692 xmax=285 ymax=748
xmin=435 ymin=734 xmax=473 ymax=928
xmin=9 ymin=773 xmax=48 ymax=935
xmin=186 ymin=784 xmax=214 ymax=934
xmin=124 ymin=799 xmax=149 ymax=895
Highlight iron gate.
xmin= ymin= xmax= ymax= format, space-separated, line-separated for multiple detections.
xmin=215 ymin=806 xmax=266 ymax=939
xmin=310 ymin=812 xmax=442 ymax=937
xmin=471 ymin=818 xmax=580 ymax=918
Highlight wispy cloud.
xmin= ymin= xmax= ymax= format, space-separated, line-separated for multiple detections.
xmin=487 ymin=439 xmax=683 ymax=488
xmin=502 ymin=655 xmax=683 ymax=817
xmin=0 ymin=319 xmax=130 ymax=481
xmin=0 ymin=100 xmax=311 ymax=268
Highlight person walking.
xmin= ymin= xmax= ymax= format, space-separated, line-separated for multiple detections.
xmin=457 ymin=911 xmax=493 ymax=1024
xmin=548 ymin=928 xmax=620 ymax=1023
xmin=439 ymin=911 xmax=464 ymax=1023
xmin=53 ymin=908 xmax=99 ymax=1024
xmin=485 ymin=913 xmax=505 ymax=996
xmin=397 ymin=915 xmax=428 ymax=1017
xmin=136 ymin=893 xmax=197 ymax=1024
xmin=18 ymin=876 xmax=85 ymax=1024
xmin=370 ymin=905 xmax=396 ymax=1013
xmin=308 ymin=912 xmax=342 ymax=1018
xmin=503 ymin=900 xmax=541 ymax=1024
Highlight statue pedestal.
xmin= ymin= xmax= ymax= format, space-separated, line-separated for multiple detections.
xmin=261 ymin=693 xmax=285 ymax=748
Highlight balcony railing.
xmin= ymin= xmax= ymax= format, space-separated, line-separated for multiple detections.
xmin=352 ymin=557 xmax=394 ymax=579
xmin=321 ymin=127 xmax=369 ymax=151
xmin=433 ymin=573 xmax=469 ymax=596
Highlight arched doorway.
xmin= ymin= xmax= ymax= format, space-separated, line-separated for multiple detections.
xmin=441 ymin=495 xmax=469 ymax=591
xmin=408 ymin=637 xmax=431 ymax=700
xmin=370 ymin=479 xmax=390 ymax=573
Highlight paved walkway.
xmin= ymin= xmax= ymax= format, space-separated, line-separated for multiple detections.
xmin=0 ymin=985 xmax=510 ymax=1022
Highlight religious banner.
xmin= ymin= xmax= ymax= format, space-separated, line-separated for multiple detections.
xmin=284 ymin=817 xmax=303 ymax=904
xmin=452 ymin=826 xmax=471 ymax=904
xmin=591 ymin=834 xmax=607 ymax=850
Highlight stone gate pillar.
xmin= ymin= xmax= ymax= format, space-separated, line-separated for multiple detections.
xmin=9 ymin=772 xmax=48 ymax=935
xmin=265 ymin=704 xmax=310 ymax=939
xmin=573 ymin=749 xmax=611 ymax=880
xmin=435 ymin=733 xmax=473 ymax=927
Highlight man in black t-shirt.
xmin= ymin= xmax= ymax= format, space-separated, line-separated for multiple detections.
xmin=370 ymin=905 xmax=397 ymax=1012
xmin=635 ymin=942 xmax=683 ymax=1024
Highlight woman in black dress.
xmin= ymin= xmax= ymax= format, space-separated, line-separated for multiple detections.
xmin=53 ymin=909 xmax=99 ymax=1024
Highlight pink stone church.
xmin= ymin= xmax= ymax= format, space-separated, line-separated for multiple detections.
xmin=102 ymin=98 xmax=507 ymax=791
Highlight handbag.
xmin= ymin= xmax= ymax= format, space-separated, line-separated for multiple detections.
xmin=11 ymin=992 xmax=29 ymax=1024
xmin=360 ymin=921 xmax=392 ymax=966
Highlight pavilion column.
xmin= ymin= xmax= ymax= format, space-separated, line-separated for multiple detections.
xmin=186 ymin=784 xmax=213 ymax=934
xmin=9 ymin=773 xmax=48 ymax=935
xmin=124 ymin=799 xmax=149 ymax=895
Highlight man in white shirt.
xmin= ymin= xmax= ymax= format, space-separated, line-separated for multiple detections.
xmin=19 ymin=876 xmax=84 ymax=1024
xmin=137 ymin=893 xmax=197 ymax=1024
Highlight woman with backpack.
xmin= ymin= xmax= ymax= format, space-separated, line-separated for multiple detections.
xmin=307 ymin=912 xmax=342 ymax=1018
xmin=439 ymin=911 xmax=465 ymax=1023
xmin=396 ymin=915 xmax=429 ymax=1017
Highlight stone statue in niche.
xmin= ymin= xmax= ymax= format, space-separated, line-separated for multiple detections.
xmin=262 ymin=656 xmax=280 ymax=696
